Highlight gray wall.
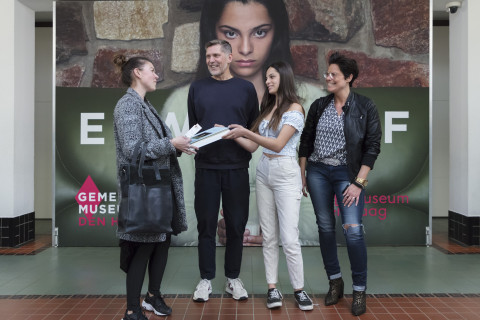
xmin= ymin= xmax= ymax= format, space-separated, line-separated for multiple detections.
xmin=34 ymin=27 xmax=53 ymax=219
xmin=432 ymin=26 xmax=450 ymax=217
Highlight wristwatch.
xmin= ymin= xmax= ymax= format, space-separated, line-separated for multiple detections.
xmin=354 ymin=177 xmax=368 ymax=189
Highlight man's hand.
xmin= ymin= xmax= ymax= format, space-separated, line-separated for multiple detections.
xmin=242 ymin=228 xmax=263 ymax=246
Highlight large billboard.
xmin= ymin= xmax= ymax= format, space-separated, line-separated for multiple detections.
xmin=55 ymin=0 xmax=429 ymax=246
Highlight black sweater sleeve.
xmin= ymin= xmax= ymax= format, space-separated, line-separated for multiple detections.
xmin=187 ymin=84 xmax=197 ymax=129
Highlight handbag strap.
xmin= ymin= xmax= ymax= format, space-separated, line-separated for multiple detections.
xmin=132 ymin=104 xmax=168 ymax=182
xmin=136 ymin=141 xmax=162 ymax=181
xmin=138 ymin=141 xmax=147 ymax=180
xmin=152 ymin=162 xmax=162 ymax=180
xmin=130 ymin=140 xmax=145 ymax=166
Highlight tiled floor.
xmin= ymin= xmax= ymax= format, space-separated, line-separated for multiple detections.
xmin=1 ymin=218 xmax=480 ymax=319
xmin=1 ymin=294 xmax=480 ymax=320
xmin=0 ymin=234 xmax=52 ymax=255
xmin=431 ymin=219 xmax=480 ymax=254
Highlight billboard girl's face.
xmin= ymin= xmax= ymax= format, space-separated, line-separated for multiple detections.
xmin=216 ymin=1 xmax=274 ymax=81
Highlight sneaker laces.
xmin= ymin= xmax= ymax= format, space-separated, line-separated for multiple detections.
xmin=155 ymin=294 xmax=166 ymax=304
xmin=229 ymin=278 xmax=245 ymax=290
xmin=296 ymin=291 xmax=309 ymax=301
xmin=269 ymin=289 xmax=281 ymax=299
xmin=197 ymin=279 xmax=211 ymax=290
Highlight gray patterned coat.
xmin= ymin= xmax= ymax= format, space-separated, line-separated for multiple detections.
xmin=113 ymin=88 xmax=187 ymax=242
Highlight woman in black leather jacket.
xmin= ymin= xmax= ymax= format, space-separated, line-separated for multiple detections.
xmin=298 ymin=52 xmax=381 ymax=316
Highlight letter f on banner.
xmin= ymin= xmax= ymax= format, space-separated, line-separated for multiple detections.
xmin=385 ymin=111 xmax=409 ymax=143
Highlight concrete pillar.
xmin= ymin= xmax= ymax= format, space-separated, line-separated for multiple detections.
xmin=449 ymin=0 xmax=480 ymax=245
xmin=0 ymin=0 xmax=35 ymax=246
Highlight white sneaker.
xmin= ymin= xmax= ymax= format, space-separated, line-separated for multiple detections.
xmin=193 ymin=279 xmax=212 ymax=302
xmin=225 ymin=278 xmax=248 ymax=300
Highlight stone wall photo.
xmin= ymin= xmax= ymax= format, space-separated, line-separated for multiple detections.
xmin=56 ymin=0 xmax=429 ymax=89
xmin=54 ymin=0 xmax=430 ymax=247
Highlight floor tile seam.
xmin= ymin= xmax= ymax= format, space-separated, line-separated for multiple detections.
xmin=442 ymin=305 xmax=477 ymax=319
xmin=0 ymin=244 xmax=51 ymax=255
xmin=7 ymin=293 xmax=455 ymax=299
xmin=217 ymin=294 xmax=223 ymax=320
xmin=1 ymin=293 xmax=480 ymax=303
xmin=167 ymin=298 xmax=190 ymax=320
xmin=423 ymin=296 xmax=451 ymax=312
xmin=0 ymin=294 xmax=131 ymax=300
xmin=185 ymin=295 xmax=201 ymax=319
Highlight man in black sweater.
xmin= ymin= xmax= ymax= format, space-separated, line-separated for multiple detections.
xmin=188 ymin=40 xmax=259 ymax=302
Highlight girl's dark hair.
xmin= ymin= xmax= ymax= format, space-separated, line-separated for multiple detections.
xmin=251 ymin=61 xmax=302 ymax=133
xmin=113 ymin=54 xmax=153 ymax=86
xmin=328 ymin=52 xmax=359 ymax=87
xmin=195 ymin=0 xmax=293 ymax=79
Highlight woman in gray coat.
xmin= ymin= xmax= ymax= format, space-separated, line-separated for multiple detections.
xmin=113 ymin=54 xmax=196 ymax=320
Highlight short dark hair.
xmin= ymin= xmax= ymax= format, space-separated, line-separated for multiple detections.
xmin=328 ymin=52 xmax=359 ymax=87
xmin=113 ymin=54 xmax=153 ymax=87
xmin=205 ymin=39 xmax=232 ymax=55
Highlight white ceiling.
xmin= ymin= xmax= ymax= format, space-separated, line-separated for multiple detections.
xmin=433 ymin=0 xmax=454 ymax=11
xmin=19 ymin=0 xmax=456 ymax=21
xmin=18 ymin=0 xmax=53 ymax=12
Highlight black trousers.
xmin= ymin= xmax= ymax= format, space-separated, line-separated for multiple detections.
xmin=125 ymin=237 xmax=171 ymax=311
xmin=194 ymin=168 xmax=250 ymax=280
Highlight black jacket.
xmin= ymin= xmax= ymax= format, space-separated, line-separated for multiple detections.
xmin=299 ymin=91 xmax=382 ymax=182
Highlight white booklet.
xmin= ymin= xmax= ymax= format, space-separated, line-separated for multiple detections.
xmin=190 ymin=126 xmax=230 ymax=147
xmin=185 ymin=124 xmax=202 ymax=138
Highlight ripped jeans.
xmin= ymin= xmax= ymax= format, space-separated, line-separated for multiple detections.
xmin=306 ymin=161 xmax=367 ymax=291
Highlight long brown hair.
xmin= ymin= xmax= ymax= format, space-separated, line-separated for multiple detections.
xmin=251 ymin=61 xmax=302 ymax=132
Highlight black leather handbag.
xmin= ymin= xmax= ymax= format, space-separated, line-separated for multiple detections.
xmin=118 ymin=140 xmax=173 ymax=234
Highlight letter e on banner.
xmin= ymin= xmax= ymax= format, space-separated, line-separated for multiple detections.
xmin=81 ymin=113 xmax=105 ymax=144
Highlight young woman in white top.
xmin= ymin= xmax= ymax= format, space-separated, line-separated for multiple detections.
xmin=224 ymin=61 xmax=313 ymax=311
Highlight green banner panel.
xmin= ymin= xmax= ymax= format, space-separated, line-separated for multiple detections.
xmin=55 ymin=87 xmax=428 ymax=246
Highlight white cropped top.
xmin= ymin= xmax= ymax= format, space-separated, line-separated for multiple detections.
xmin=258 ymin=110 xmax=305 ymax=157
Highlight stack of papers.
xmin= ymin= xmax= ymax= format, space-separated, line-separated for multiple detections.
xmin=190 ymin=126 xmax=230 ymax=147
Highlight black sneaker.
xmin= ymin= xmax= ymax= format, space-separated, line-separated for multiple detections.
xmin=294 ymin=290 xmax=313 ymax=311
xmin=142 ymin=292 xmax=172 ymax=316
xmin=266 ymin=288 xmax=283 ymax=309
xmin=122 ymin=309 xmax=148 ymax=320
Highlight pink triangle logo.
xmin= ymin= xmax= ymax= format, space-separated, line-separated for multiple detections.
xmin=75 ymin=175 xmax=103 ymax=219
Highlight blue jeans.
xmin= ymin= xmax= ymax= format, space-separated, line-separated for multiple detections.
xmin=306 ymin=161 xmax=367 ymax=291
